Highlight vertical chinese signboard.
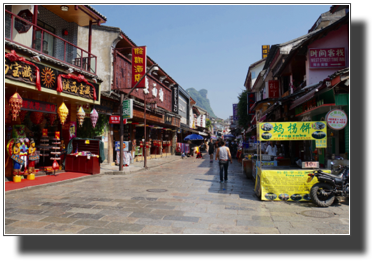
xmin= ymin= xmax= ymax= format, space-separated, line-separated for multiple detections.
xmin=131 ymin=46 xmax=147 ymax=88
xmin=233 ymin=104 xmax=238 ymax=121
xmin=172 ymin=86 xmax=179 ymax=114
xmin=247 ymin=92 xmax=256 ymax=115
xmin=268 ymin=80 xmax=279 ymax=98
xmin=309 ymin=48 xmax=346 ymax=69
xmin=123 ymin=99 xmax=133 ymax=120
xmin=262 ymin=45 xmax=270 ymax=59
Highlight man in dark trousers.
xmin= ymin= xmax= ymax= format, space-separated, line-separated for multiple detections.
xmin=215 ymin=140 xmax=232 ymax=183
xmin=208 ymin=138 xmax=215 ymax=163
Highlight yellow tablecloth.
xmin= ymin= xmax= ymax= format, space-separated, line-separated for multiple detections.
xmin=255 ymin=168 xmax=330 ymax=201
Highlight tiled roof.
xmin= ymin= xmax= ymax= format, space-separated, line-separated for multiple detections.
xmin=84 ymin=5 xmax=107 ymax=21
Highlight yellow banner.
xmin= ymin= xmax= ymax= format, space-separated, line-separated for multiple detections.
xmin=259 ymin=121 xmax=327 ymax=141
xmin=255 ymin=168 xmax=330 ymax=201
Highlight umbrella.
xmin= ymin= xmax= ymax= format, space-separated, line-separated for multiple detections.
xmin=184 ymin=134 xmax=204 ymax=141
xmin=224 ymin=134 xmax=234 ymax=138
xmin=210 ymin=136 xmax=217 ymax=140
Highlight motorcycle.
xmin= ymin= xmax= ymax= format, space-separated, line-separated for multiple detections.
xmin=307 ymin=162 xmax=349 ymax=207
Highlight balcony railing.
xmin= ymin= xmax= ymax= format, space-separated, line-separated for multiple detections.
xmin=5 ymin=10 xmax=97 ymax=75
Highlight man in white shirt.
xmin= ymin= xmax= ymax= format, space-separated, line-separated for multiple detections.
xmin=266 ymin=142 xmax=277 ymax=157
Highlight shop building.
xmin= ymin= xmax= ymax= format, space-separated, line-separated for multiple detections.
xmin=5 ymin=5 xmax=106 ymax=178
xmin=247 ymin=6 xmax=349 ymax=168
xmin=194 ymin=106 xmax=210 ymax=139
xmin=77 ymin=25 xmax=181 ymax=164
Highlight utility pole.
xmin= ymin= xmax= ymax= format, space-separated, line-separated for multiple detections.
xmin=117 ymin=63 xmax=159 ymax=171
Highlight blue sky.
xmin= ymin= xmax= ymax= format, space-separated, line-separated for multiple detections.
xmin=96 ymin=4 xmax=329 ymax=119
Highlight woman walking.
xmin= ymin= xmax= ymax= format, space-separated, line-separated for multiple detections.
xmin=215 ymin=140 xmax=232 ymax=183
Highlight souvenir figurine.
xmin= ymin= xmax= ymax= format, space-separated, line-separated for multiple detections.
xmin=12 ymin=139 xmax=23 ymax=182
xmin=27 ymin=138 xmax=39 ymax=179
xmin=19 ymin=138 xmax=29 ymax=175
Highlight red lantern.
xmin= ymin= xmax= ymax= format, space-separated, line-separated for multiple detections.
xmin=47 ymin=113 xmax=57 ymax=126
xmin=19 ymin=110 xmax=28 ymax=123
xmin=31 ymin=112 xmax=43 ymax=125
xmin=9 ymin=92 xmax=23 ymax=121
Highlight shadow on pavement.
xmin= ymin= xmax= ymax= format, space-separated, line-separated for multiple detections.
xmin=195 ymin=156 xmax=259 ymax=202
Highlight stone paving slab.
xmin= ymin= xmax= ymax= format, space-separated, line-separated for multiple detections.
xmin=4 ymin=154 xmax=349 ymax=234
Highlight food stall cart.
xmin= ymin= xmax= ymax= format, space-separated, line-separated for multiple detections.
xmin=255 ymin=121 xmax=330 ymax=201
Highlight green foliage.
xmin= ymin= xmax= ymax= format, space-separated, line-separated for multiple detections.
xmin=206 ymin=118 xmax=212 ymax=130
xmin=186 ymin=88 xmax=217 ymax=118
xmin=76 ymin=114 xmax=109 ymax=138
xmin=237 ymin=90 xmax=249 ymax=130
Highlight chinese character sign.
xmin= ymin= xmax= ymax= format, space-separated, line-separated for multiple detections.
xmin=233 ymin=104 xmax=238 ymax=121
xmin=259 ymin=121 xmax=327 ymax=145
xmin=131 ymin=46 xmax=147 ymax=88
xmin=262 ymin=45 xmax=270 ymax=59
xmin=109 ymin=116 xmax=127 ymax=124
xmin=309 ymin=48 xmax=346 ymax=69
xmin=122 ymin=99 xmax=133 ymax=120
xmin=247 ymin=92 xmax=256 ymax=115
xmin=326 ymin=109 xmax=348 ymax=130
xmin=172 ymin=86 xmax=179 ymax=114
xmin=268 ymin=80 xmax=279 ymax=98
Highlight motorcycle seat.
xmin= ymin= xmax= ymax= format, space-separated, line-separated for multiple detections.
xmin=321 ymin=172 xmax=343 ymax=179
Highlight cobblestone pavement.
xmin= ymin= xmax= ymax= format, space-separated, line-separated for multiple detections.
xmin=5 ymin=154 xmax=349 ymax=234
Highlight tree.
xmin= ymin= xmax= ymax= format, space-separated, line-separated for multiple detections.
xmin=77 ymin=114 xmax=109 ymax=138
xmin=206 ymin=118 xmax=212 ymax=131
xmin=237 ymin=90 xmax=249 ymax=130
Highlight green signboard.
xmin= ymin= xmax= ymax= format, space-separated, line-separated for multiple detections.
xmin=123 ymin=99 xmax=133 ymax=120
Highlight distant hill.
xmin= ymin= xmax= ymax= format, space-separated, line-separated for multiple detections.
xmin=186 ymin=88 xmax=217 ymax=118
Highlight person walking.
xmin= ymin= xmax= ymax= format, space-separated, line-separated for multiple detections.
xmin=208 ymin=138 xmax=215 ymax=163
xmin=215 ymin=140 xmax=232 ymax=183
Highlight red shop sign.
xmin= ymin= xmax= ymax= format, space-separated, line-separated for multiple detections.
xmin=131 ymin=46 xmax=147 ymax=88
xmin=21 ymin=99 xmax=56 ymax=113
xmin=309 ymin=47 xmax=346 ymax=69
xmin=268 ymin=80 xmax=279 ymax=98
xmin=109 ymin=115 xmax=127 ymax=124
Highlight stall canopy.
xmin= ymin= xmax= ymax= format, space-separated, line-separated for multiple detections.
xmin=184 ymin=134 xmax=204 ymax=141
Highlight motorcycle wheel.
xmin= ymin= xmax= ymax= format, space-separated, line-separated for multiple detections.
xmin=310 ymin=182 xmax=335 ymax=207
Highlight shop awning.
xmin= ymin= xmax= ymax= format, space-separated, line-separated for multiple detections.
xmin=290 ymin=88 xmax=319 ymax=110
xmin=181 ymin=126 xmax=200 ymax=134
xmin=259 ymin=114 xmax=266 ymax=122
xmin=295 ymin=103 xmax=336 ymax=118
xmin=199 ymin=131 xmax=209 ymax=137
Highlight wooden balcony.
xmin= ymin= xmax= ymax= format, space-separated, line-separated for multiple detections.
xmin=5 ymin=10 xmax=97 ymax=75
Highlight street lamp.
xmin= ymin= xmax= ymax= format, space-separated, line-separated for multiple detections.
xmin=118 ymin=64 xmax=159 ymax=171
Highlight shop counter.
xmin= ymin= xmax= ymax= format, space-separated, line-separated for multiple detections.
xmin=65 ymin=139 xmax=102 ymax=175
xmin=65 ymin=155 xmax=100 ymax=174
xmin=254 ymin=166 xmax=330 ymax=201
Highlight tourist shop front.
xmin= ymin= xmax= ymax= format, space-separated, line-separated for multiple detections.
xmin=5 ymin=49 xmax=101 ymax=180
